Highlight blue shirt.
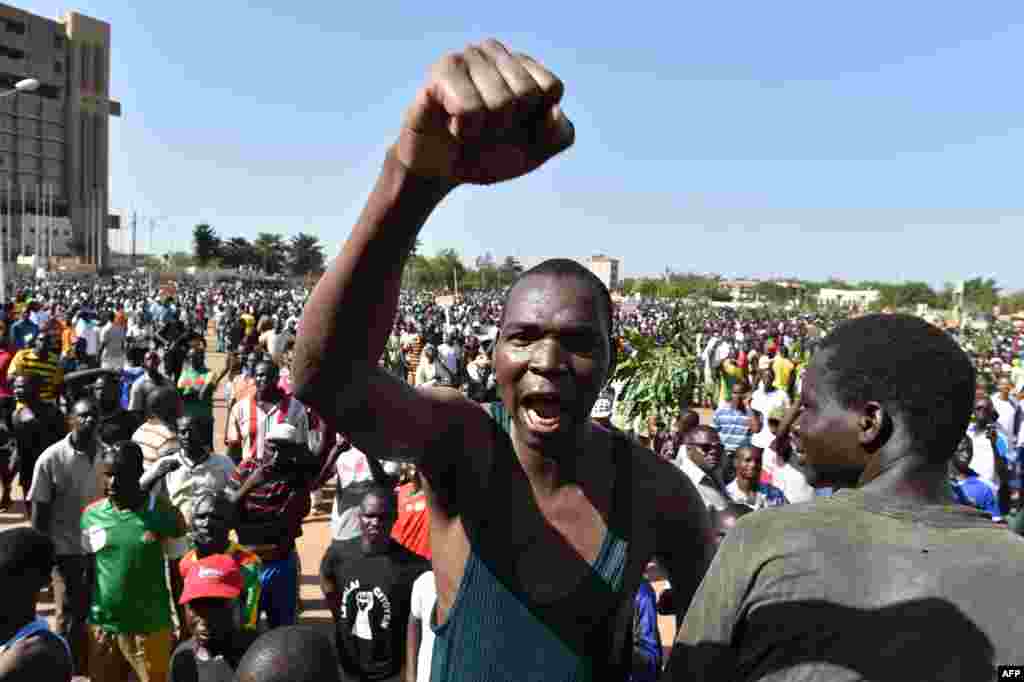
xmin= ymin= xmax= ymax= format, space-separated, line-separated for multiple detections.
xmin=726 ymin=480 xmax=789 ymax=510
xmin=712 ymin=406 xmax=752 ymax=452
xmin=630 ymin=582 xmax=662 ymax=682
xmin=954 ymin=475 xmax=1001 ymax=521
xmin=10 ymin=319 xmax=38 ymax=349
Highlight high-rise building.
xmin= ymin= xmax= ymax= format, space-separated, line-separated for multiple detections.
xmin=0 ymin=4 xmax=120 ymax=265
xmin=586 ymin=254 xmax=620 ymax=292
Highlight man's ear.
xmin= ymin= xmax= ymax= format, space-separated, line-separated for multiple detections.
xmin=858 ymin=401 xmax=891 ymax=452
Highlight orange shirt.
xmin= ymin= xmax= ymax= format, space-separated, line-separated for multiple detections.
xmin=61 ymin=325 xmax=75 ymax=355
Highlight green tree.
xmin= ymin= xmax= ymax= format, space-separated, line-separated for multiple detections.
xmin=498 ymin=256 xmax=523 ymax=287
xmin=219 ymin=237 xmax=258 ymax=269
xmin=435 ymin=248 xmax=467 ymax=291
xmin=288 ymin=232 xmax=325 ymax=276
xmin=1002 ymin=290 xmax=1024 ymax=314
xmin=192 ymin=223 xmax=220 ymax=266
xmin=963 ymin=277 xmax=1001 ymax=312
xmin=253 ymin=233 xmax=287 ymax=275
xmin=164 ymin=251 xmax=194 ymax=268
xmin=754 ymin=281 xmax=796 ymax=306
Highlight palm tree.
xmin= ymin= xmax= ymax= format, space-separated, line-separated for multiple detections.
xmin=192 ymin=223 xmax=220 ymax=266
xmin=288 ymin=233 xmax=325 ymax=276
xmin=253 ymin=233 xmax=286 ymax=274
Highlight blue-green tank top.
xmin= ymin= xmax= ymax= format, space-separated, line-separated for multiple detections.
xmin=429 ymin=402 xmax=632 ymax=681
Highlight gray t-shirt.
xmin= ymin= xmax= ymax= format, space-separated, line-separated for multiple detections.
xmin=27 ymin=435 xmax=102 ymax=556
xmin=676 ymin=488 xmax=1024 ymax=681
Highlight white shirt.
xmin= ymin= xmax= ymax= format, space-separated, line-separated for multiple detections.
xmin=410 ymin=571 xmax=437 ymax=682
xmin=266 ymin=330 xmax=292 ymax=356
xmin=772 ymin=463 xmax=816 ymax=504
xmin=155 ymin=451 xmax=237 ymax=523
xmin=990 ymin=394 xmax=1021 ymax=448
xmin=437 ymin=343 xmax=460 ymax=376
xmin=969 ymin=432 xmax=1000 ymax=490
xmin=227 ymin=394 xmax=309 ymax=462
xmin=675 ymin=447 xmax=729 ymax=511
xmin=75 ymin=319 xmax=99 ymax=355
xmin=749 ymin=388 xmax=790 ymax=438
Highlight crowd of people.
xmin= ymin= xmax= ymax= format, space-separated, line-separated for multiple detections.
xmin=0 ymin=261 xmax=1019 ymax=681
xmin=3 ymin=39 xmax=1024 ymax=682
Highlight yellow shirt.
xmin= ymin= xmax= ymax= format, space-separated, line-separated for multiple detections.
xmin=8 ymin=349 xmax=63 ymax=402
xmin=718 ymin=360 xmax=744 ymax=404
xmin=773 ymin=356 xmax=795 ymax=394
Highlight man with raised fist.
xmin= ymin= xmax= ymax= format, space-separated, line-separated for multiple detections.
xmin=293 ymin=40 xmax=712 ymax=679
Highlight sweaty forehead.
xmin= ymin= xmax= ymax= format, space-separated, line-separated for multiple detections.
xmin=504 ymin=275 xmax=605 ymax=331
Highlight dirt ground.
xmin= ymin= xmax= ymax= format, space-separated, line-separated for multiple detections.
xmin=0 ymin=339 xmax=683 ymax=668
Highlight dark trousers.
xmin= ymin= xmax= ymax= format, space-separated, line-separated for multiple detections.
xmin=53 ymin=554 xmax=91 ymax=676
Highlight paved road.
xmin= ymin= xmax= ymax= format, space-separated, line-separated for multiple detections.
xmin=0 ymin=339 xmax=682 ymax=668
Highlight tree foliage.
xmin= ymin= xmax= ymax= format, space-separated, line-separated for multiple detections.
xmin=192 ymin=224 xmax=221 ymax=266
xmin=253 ymin=233 xmax=287 ymax=275
xmin=611 ymin=314 xmax=701 ymax=423
xmin=219 ymin=237 xmax=258 ymax=269
xmin=288 ymin=233 xmax=325 ymax=277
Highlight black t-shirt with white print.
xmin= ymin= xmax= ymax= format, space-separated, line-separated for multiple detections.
xmin=320 ymin=537 xmax=429 ymax=681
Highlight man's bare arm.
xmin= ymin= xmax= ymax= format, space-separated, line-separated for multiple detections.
xmin=405 ymin=617 xmax=422 ymax=682
xmin=292 ymin=39 xmax=573 ymax=479
xmin=654 ymin=464 xmax=715 ymax=625
xmin=30 ymin=501 xmax=51 ymax=536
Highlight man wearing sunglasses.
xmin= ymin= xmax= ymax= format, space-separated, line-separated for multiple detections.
xmin=674 ymin=425 xmax=729 ymax=512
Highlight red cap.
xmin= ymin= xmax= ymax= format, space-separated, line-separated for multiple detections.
xmin=179 ymin=554 xmax=243 ymax=605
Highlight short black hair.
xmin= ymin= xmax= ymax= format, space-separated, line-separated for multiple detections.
xmin=500 ymin=259 xmax=614 ymax=333
xmin=0 ymin=527 xmax=55 ymax=587
xmin=816 ymin=314 xmax=975 ymax=462
xmin=235 ymin=626 xmax=339 ymax=682
xmin=362 ymin=485 xmax=397 ymax=513
xmin=684 ymin=425 xmax=719 ymax=442
xmin=102 ymin=440 xmax=145 ymax=473
xmin=191 ymin=488 xmax=237 ymax=526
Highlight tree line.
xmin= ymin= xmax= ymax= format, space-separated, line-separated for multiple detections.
xmin=191 ymin=224 xmax=326 ymax=277
xmin=621 ymin=272 xmax=1023 ymax=314
xmin=401 ymin=245 xmax=525 ymax=292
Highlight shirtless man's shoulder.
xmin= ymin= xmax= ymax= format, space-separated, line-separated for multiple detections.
xmin=0 ymin=632 xmax=71 ymax=680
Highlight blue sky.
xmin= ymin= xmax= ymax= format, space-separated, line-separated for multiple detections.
xmin=22 ymin=1 xmax=1024 ymax=289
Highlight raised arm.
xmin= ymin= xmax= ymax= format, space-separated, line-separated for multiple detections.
xmin=292 ymin=40 xmax=574 ymax=477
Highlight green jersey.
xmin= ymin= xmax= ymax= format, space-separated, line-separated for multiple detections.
xmin=81 ymin=498 xmax=185 ymax=633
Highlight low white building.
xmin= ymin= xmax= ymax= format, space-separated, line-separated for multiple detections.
xmin=817 ymin=288 xmax=880 ymax=307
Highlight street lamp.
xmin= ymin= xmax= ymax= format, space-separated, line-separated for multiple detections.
xmin=0 ymin=77 xmax=39 ymax=303
xmin=0 ymin=78 xmax=39 ymax=98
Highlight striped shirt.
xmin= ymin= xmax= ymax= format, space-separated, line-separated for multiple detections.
xmin=227 ymin=394 xmax=309 ymax=462
xmin=7 ymin=349 xmax=63 ymax=402
xmin=712 ymin=406 xmax=753 ymax=452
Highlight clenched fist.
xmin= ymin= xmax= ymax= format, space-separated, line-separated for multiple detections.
xmin=395 ymin=39 xmax=574 ymax=185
